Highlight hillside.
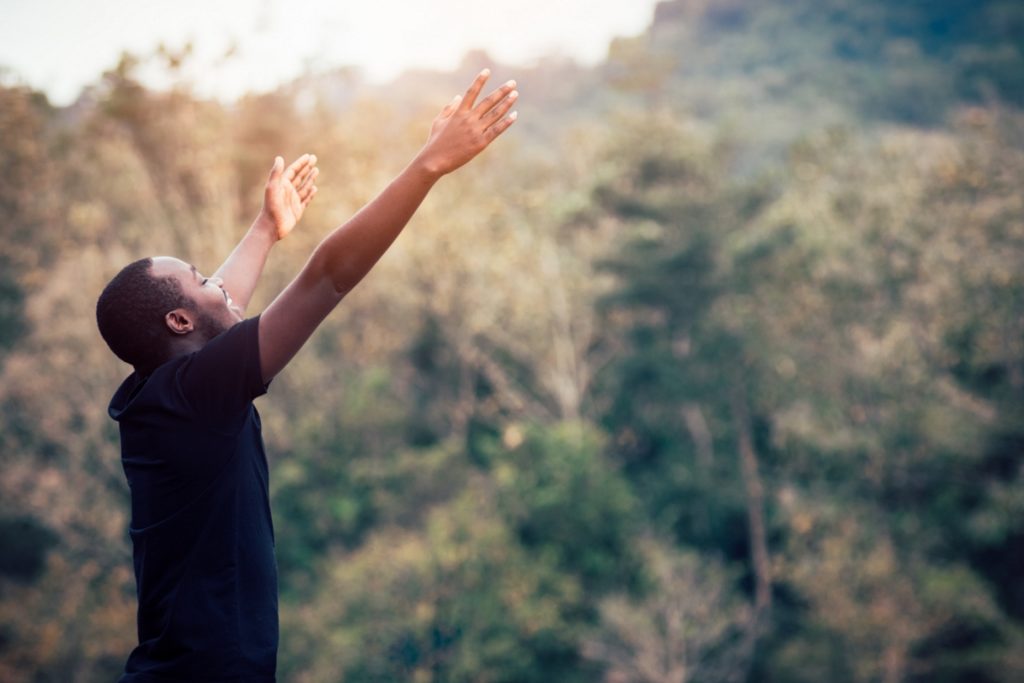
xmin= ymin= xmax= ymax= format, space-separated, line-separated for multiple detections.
xmin=1 ymin=1 xmax=1023 ymax=682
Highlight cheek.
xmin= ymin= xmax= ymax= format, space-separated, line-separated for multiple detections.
xmin=206 ymin=288 xmax=227 ymax=307
xmin=198 ymin=291 xmax=226 ymax=317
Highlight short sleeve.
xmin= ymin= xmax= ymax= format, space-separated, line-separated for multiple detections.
xmin=175 ymin=316 xmax=269 ymax=431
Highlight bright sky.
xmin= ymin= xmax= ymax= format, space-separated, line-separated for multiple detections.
xmin=0 ymin=0 xmax=662 ymax=105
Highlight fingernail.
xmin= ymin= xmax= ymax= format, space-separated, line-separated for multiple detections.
xmin=506 ymin=79 xmax=516 ymax=88
xmin=509 ymin=111 xmax=518 ymax=121
xmin=481 ymin=68 xmax=491 ymax=77
xmin=508 ymin=90 xmax=519 ymax=100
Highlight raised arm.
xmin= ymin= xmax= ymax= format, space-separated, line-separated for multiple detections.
xmin=212 ymin=155 xmax=319 ymax=312
xmin=258 ymin=70 xmax=518 ymax=383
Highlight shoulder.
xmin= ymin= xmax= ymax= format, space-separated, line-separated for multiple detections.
xmin=108 ymin=317 xmax=267 ymax=427
xmin=175 ymin=317 xmax=269 ymax=426
xmin=178 ymin=316 xmax=262 ymax=384
xmin=107 ymin=354 xmax=192 ymax=422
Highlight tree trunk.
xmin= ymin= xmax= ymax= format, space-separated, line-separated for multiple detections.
xmin=681 ymin=402 xmax=714 ymax=471
xmin=730 ymin=376 xmax=772 ymax=681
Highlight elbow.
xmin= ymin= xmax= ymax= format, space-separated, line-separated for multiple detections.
xmin=307 ymin=245 xmax=356 ymax=297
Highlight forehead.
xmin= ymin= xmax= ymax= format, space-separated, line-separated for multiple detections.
xmin=150 ymin=256 xmax=198 ymax=282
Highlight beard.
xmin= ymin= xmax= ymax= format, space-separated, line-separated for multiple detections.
xmin=194 ymin=307 xmax=234 ymax=341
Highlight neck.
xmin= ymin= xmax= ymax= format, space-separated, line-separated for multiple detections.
xmin=136 ymin=333 xmax=208 ymax=375
xmin=169 ymin=333 xmax=209 ymax=358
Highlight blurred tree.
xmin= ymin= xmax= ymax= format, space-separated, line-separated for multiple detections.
xmin=281 ymin=491 xmax=591 ymax=683
xmin=724 ymin=112 xmax=1024 ymax=681
xmin=0 ymin=84 xmax=57 ymax=351
xmin=489 ymin=422 xmax=641 ymax=594
xmin=1 ymin=3 xmax=1023 ymax=680
xmin=269 ymin=367 xmax=401 ymax=587
xmin=93 ymin=53 xmax=238 ymax=262
xmin=0 ymin=516 xmax=56 ymax=583
xmin=583 ymin=539 xmax=750 ymax=683
xmin=589 ymin=104 xmax=1024 ymax=681
xmin=591 ymin=112 xmax=777 ymax=677
xmin=604 ymin=35 xmax=675 ymax=106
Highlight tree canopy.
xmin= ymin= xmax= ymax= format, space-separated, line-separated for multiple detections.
xmin=1 ymin=1 xmax=1022 ymax=681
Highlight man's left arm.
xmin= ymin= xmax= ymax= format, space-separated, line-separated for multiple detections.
xmin=213 ymin=154 xmax=319 ymax=312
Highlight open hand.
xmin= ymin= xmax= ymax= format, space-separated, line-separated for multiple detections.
xmin=416 ymin=70 xmax=518 ymax=177
xmin=261 ymin=153 xmax=319 ymax=240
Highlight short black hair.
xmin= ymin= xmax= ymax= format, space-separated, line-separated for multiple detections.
xmin=96 ymin=257 xmax=191 ymax=372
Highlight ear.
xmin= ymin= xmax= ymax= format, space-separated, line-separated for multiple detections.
xmin=165 ymin=309 xmax=195 ymax=335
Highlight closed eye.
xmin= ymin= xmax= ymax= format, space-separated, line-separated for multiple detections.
xmin=201 ymin=278 xmax=209 ymax=286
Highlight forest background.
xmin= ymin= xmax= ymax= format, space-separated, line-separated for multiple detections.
xmin=1 ymin=1 xmax=1023 ymax=681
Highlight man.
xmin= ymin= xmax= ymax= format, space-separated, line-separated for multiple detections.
xmin=96 ymin=70 xmax=518 ymax=683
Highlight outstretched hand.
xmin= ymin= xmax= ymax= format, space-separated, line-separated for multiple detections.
xmin=416 ymin=69 xmax=518 ymax=177
xmin=261 ymin=154 xmax=319 ymax=240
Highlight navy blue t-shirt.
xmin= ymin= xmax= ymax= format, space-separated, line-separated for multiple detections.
xmin=109 ymin=317 xmax=277 ymax=683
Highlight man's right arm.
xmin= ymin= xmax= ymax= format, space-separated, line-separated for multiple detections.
xmin=258 ymin=70 xmax=518 ymax=383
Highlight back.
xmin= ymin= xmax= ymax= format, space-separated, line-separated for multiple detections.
xmin=109 ymin=316 xmax=278 ymax=683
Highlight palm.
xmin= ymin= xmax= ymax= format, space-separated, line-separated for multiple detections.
xmin=266 ymin=180 xmax=304 ymax=239
xmin=263 ymin=154 xmax=318 ymax=240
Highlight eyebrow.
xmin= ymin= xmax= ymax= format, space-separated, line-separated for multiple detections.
xmin=190 ymin=265 xmax=200 ymax=280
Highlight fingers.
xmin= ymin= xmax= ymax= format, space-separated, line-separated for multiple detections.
xmin=462 ymin=71 xmax=518 ymax=136
xmin=301 ymin=185 xmax=318 ymax=207
xmin=267 ymin=156 xmax=284 ymax=181
xmin=485 ymin=110 xmax=518 ymax=142
xmin=481 ymin=88 xmax=518 ymax=126
xmin=284 ymin=153 xmax=316 ymax=182
xmin=439 ymin=94 xmax=462 ymax=119
xmin=458 ymin=69 xmax=491 ymax=111
xmin=296 ymin=166 xmax=319 ymax=197
xmin=478 ymin=80 xmax=519 ymax=139
xmin=273 ymin=151 xmax=319 ymax=207
xmin=284 ymin=154 xmax=318 ymax=209
xmin=295 ymin=161 xmax=317 ymax=191
xmin=475 ymin=79 xmax=516 ymax=118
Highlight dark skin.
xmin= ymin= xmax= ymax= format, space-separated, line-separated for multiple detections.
xmin=149 ymin=152 xmax=319 ymax=354
xmin=148 ymin=70 xmax=518 ymax=381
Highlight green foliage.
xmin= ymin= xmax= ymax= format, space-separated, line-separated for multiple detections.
xmin=490 ymin=422 xmax=641 ymax=593
xmin=584 ymin=539 xmax=752 ymax=683
xmin=270 ymin=366 xmax=410 ymax=586
xmin=0 ymin=516 xmax=57 ymax=583
xmin=282 ymin=493 xmax=592 ymax=683
xmin=2 ymin=2 xmax=1024 ymax=681
xmin=0 ymin=272 xmax=26 ymax=352
xmin=589 ymin=98 xmax=1024 ymax=680
xmin=0 ymin=85 xmax=56 ymax=352
xmin=590 ymin=117 xmax=765 ymax=580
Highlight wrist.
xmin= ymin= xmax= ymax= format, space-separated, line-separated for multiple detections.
xmin=409 ymin=151 xmax=447 ymax=184
xmin=252 ymin=211 xmax=280 ymax=241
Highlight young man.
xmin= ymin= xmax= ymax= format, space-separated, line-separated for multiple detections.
xmin=96 ymin=70 xmax=518 ymax=683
